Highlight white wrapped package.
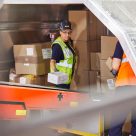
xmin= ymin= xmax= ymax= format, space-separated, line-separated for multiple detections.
xmin=48 ymin=72 xmax=68 ymax=84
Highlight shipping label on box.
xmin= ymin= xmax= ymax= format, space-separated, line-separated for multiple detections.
xmin=48 ymin=72 xmax=68 ymax=85
xmin=42 ymin=48 xmax=52 ymax=59
xmin=26 ymin=48 xmax=34 ymax=56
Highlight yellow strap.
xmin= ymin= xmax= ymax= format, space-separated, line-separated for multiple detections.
xmin=98 ymin=113 xmax=104 ymax=136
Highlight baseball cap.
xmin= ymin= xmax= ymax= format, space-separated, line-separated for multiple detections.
xmin=59 ymin=20 xmax=72 ymax=30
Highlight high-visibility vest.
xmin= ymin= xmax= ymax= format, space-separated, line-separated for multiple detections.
xmin=52 ymin=37 xmax=76 ymax=84
xmin=116 ymin=53 xmax=136 ymax=87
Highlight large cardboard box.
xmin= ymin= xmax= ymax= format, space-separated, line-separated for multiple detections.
xmin=100 ymin=60 xmax=114 ymax=78
xmin=73 ymin=41 xmax=90 ymax=70
xmin=101 ymin=36 xmax=118 ymax=59
xmin=90 ymin=53 xmax=101 ymax=71
xmin=69 ymin=10 xmax=89 ymax=41
xmin=14 ymin=42 xmax=51 ymax=75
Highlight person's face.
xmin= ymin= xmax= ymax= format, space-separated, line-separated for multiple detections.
xmin=60 ymin=29 xmax=72 ymax=42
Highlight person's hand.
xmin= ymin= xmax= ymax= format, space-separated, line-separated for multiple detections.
xmin=111 ymin=69 xmax=118 ymax=77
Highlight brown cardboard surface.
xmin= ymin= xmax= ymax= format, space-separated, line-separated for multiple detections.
xmin=69 ymin=10 xmax=89 ymax=41
xmin=90 ymin=53 xmax=101 ymax=71
xmin=71 ymin=70 xmax=90 ymax=91
xmin=73 ymin=41 xmax=90 ymax=70
xmin=100 ymin=59 xmax=114 ymax=78
xmin=14 ymin=42 xmax=51 ymax=75
xmin=101 ymin=36 xmax=118 ymax=59
xmin=15 ymin=63 xmax=45 ymax=75
xmin=10 ymin=74 xmax=45 ymax=86
xmin=14 ymin=42 xmax=51 ymax=57
xmin=106 ymin=57 xmax=112 ymax=71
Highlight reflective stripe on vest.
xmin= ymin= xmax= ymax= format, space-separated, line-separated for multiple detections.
xmin=56 ymin=60 xmax=72 ymax=68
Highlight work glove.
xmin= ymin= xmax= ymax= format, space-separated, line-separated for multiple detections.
xmin=111 ymin=69 xmax=118 ymax=77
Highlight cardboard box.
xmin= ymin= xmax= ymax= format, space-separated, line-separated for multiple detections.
xmin=90 ymin=53 xmax=101 ymax=71
xmin=106 ymin=57 xmax=112 ymax=71
xmin=72 ymin=70 xmax=90 ymax=91
xmin=45 ymin=74 xmax=54 ymax=87
xmin=14 ymin=42 xmax=51 ymax=75
xmin=73 ymin=41 xmax=90 ymax=70
xmin=100 ymin=60 xmax=114 ymax=78
xmin=101 ymin=36 xmax=118 ymax=59
xmin=9 ymin=70 xmax=45 ymax=86
xmin=48 ymin=72 xmax=68 ymax=85
xmin=69 ymin=10 xmax=89 ymax=41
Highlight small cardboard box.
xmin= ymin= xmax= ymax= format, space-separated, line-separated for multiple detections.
xmin=48 ymin=72 xmax=68 ymax=85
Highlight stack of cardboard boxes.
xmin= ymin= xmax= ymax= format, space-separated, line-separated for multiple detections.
xmin=9 ymin=42 xmax=52 ymax=86
xmin=90 ymin=36 xmax=117 ymax=92
xmin=100 ymin=36 xmax=118 ymax=91
xmin=69 ymin=10 xmax=107 ymax=91
xmin=69 ymin=10 xmax=90 ymax=91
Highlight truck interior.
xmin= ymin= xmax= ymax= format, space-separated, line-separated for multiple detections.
xmin=0 ymin=0 xmax=136 ymax=136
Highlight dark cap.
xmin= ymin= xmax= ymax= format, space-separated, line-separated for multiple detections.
xmin=59 ymin=20 xmax=72 ymax=30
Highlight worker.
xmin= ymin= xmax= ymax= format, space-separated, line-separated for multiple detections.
xmin=109 ymin=41 xmax=136 ymax=136
xmin=50 ymin=20 xmax=76 ymax=89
